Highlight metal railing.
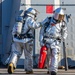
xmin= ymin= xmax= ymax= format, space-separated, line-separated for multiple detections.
xmin=21 ymin=4 xmax=75 ymax=6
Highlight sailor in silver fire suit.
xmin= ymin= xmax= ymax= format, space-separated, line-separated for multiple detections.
xmin=6 ymin=8 xmax=42 ymax=74
xmin=39 ymin=7 xmax=67 ymax=75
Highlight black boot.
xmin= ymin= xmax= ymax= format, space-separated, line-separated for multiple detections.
xmin=47 ymin=71 xmax=50 ymax=74
xmin=51 ymin=71 xmax=57 ymax=75
xmin=26 ymin=70 xmax=33 ymax=74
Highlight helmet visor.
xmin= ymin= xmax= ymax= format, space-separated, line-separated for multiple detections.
xmin=58 ymin=14 xmax=64 ymax=21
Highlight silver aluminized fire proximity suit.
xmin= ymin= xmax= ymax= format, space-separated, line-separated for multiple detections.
xmin=6 ymin=8 xmax=42 ymax=74
xmin=39 ymin=7 xmax=67 ymax=75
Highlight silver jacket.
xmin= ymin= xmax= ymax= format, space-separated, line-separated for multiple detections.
xmin=12 ymin=16 xmax=41 ymax=43
xmin=39 ymin=17 xmax=67 ymax=46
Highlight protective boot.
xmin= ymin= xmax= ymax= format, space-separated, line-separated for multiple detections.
xmin=26 ymin=70 xmax=33 ymax=74
xmin=51 ymin=71 xmax=57 ymax=75
xmin=47 ymin=71 xmax=50 ymax=74
xmin=8 ymin=63 xmax=16 ymax=74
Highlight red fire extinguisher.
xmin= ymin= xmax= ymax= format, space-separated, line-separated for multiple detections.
xmin=38 ymin=45 xmax=48 ymax=69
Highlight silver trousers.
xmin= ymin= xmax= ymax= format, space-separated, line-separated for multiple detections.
xmin=8 ymin=41 xmax=33 ymax=71
xmin=46 ymin=40 xmax=60 ymax=72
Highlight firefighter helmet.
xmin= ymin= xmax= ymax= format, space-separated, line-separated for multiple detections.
xmin=53 ymin=7 xmax=65 ymax=21
xmin=25 ymin=8 xmax=39 ymax=18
